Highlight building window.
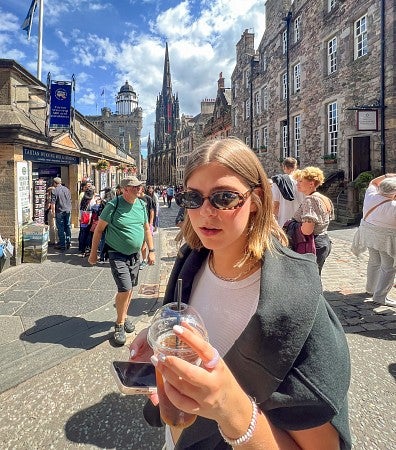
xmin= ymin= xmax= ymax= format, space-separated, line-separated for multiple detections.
xmin=262 ymin=127 xmax=268 ymax=150
xmin=245 ymin=136 xmax=250 ymax=147
xmin=293 ymin=63 xmax=301 ymax=93
xmin=254 ymin=130 xmax=260 ymax=150
xmin=354 ymin=15 xmax=368 ymax=59
xmin=328 ymin=102 xmax=338 ymax=156
xmin=294 ymin=115 xmax=301 ymax=158
xmin=244 ymin=68 xmax=250 ymax=88
xmin=254 ymin=91 xmax=261 ymax=115
xmin=282 ymin=73 xmax=287 ymax=100
xmin=282 ymin=30 xmax=287 ymax=54
xmin=233 ymin=108 xmax=238 ymax=127
xmin=294 ymin=16 xmax=301 ymax=43
xmin=245 ymin=99 xmax=250 ymax=120
xmin=261 ymin=51 xmax=267 ymax=72
xmin=261 ymin=86 xmax=268 ymax=111
xmin=282 ymin=123 xmax=288 ymax=159
xmin=328 ymin=0 xmax=335 ymax=12
xmin=327 ymin=36 xmax=337 ymax=74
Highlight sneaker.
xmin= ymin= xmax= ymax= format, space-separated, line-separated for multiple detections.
xmin=385 ymin=297 xmax=396 ymax=308
xmin=139 ymin=261 xmax=147 ymax=270
xmin=114 ymin=323 xmax=126 ymax=346
xmin=98 ymin=258 xmax=105 ymax=264
xmin=66 ymin=242 xmax=71 ymax=249
xmin=124 ymin=317 xmax=135 ymax=333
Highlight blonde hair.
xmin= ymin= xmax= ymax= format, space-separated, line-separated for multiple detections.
xmin=177 ymin=138 xmax=287 ymax=262
xmin=294 ymin=166 xmax=325 ymax=187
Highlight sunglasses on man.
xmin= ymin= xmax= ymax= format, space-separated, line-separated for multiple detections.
xmin=175 ymin=188 xmax=256 ymax=210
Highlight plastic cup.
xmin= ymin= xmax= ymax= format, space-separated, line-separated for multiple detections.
xmin=147 ymin=302 xmax=207 ymax=428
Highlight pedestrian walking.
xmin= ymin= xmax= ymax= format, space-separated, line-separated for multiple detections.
xmin=51 ymin=177 xmax=72 ymax=251
xmin=292 ymin=167 xmax=334 ymax=274
xmin=271 ymin=157 xmax=305 ymax=227
xmin=351 ymin=173 xmax=396 ymax=307
xmin=166 ymin=185 xmax=174 ymax=207
xmin=129 ymin=138 xmax=351 ymax=450
xmin=45 ymin=186 xmax=57 ymax=245
xmin=138 ymin=186 xmax=155 ymax=270
xmin=88 ymin=177 xmax=155 ymax=346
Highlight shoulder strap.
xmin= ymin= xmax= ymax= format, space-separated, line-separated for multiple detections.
xmin=364 ymin=198 xmax=392 ymax=220
xmin=110 ymin=195 xmax=119 ymax=224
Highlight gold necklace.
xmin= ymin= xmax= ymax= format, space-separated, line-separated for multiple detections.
xmin=208 ymin=252 xmax=260 ymax=282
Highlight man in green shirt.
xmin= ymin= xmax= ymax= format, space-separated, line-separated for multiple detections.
xmin=88 ymin=177 xmax=155 ymax=345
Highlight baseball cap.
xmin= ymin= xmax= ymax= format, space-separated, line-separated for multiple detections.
xmin=119 ymin=177 xmax=142 ymax=188
xmin=53 ymin=177 xmax=62 ymax=184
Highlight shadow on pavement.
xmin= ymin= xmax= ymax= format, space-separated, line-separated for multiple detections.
xmin=20 ymin=315 xmax=113 ymax=349
xmin=389 ymin=363 xmax=396 ymax=380
xmin=65 ymin=393 xmax=163 ymax=449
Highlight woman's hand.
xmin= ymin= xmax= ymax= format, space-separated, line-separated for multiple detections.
xmin=129 ymin=328 xmax=153 ymax=363
xmin=151 ymin=323 xmax=244 ymax=424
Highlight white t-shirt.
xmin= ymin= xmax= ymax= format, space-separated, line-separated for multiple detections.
xmin=363 ymin=185 xmax=396 ymax=229
xmin=272 ymin=175 xmax=305 ymax=227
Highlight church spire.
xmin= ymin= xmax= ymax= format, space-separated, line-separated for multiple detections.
xmin=162 ymin=42 xmax=172 ymax=99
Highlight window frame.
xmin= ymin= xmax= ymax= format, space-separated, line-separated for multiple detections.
xmin=327 ymin=36 xmax=337 ymax=75
xmin=294 ymin=16 xmax=301 ymax=43
xmin=282 ymin=30 xmax=287 ymax=54
xmin=282 ymin=73 xmax=287 ymax=100
xmin=294 ymin=115 xmax=301 ymax=158
xmin=282 ymin=123 xmax=288 ymax=159
xmin=293 ymin=63 xmax=301 ymax=94
xmin=327 ymin=101 xmax=338 ymax=156
xmin=354 ymin=15 xmax=368 ymax=59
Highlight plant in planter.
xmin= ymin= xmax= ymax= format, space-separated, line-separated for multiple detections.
xmin=260 ymin=145 xmax=267 ymax=151
xmin=117 ymin=163 xmax=128 ymax=173
xmin=127 ymin=165 xmax=137 ymax=175
xmin=322 ymin=154 xmax=337 ymax=163
xmin=96 ymin=159 xmax=111 ymax=171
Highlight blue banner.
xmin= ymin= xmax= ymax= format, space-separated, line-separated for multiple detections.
xmin=49 ymin=81 xmax=72 ymax=129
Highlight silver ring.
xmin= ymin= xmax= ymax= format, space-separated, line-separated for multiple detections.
xmin=203 ymin=348 xmax=220 ymax=369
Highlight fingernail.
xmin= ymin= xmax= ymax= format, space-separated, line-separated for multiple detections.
xmin=157 ymin=353 xmax=166 ymax=363
xmin=150 ymin=355 xmax=158 ymax=366
xmin=130 ymin=348 xmax=136 ymax=358
xmin=173 ymin=325 xmax=183 ymax=334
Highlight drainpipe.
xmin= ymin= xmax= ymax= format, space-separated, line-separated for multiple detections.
xmin=380 ymin=0 xmax=386 ymax=173
xmin=283 ymin=11 xmax=292 ymax=157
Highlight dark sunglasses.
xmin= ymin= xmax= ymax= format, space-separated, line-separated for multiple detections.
xmin=175 ymin=188 xmax=255 ymax=210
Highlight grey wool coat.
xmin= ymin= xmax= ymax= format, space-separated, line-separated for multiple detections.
xmin=144 ymin=239 xmax=352 ymax=450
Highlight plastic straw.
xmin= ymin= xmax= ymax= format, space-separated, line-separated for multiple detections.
xmin=176 ymin=278 xmax=182 ymax=347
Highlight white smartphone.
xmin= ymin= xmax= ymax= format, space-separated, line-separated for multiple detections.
xmin=111 ymin=361 xmax=157 ymax=395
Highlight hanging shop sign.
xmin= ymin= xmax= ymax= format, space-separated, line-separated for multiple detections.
xmin=23 ymin=148 xmax=79 ymax=165
xmin=49 ymin=81 xmax=72 ymax=129
xmin=357 ymin=110 xmax=378 ymax=131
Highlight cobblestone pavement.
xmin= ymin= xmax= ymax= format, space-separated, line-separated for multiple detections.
xmin=0 ymin=203 xmax=394 ymax=449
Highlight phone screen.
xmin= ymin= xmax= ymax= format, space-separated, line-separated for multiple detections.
xmin=112 ymin=361 xmax=156 ymax=388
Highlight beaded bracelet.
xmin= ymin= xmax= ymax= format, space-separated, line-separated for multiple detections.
xmin=218 ymin=396 xmax=259 ymax=446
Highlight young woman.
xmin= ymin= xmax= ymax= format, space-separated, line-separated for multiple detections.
xmin=292 ymin=167 xmax=334 ymax=274
xmin=130 ymin=138 xmax=351 ymax=450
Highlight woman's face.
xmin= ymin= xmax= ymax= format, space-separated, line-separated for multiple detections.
xmin=297 ymin=177 xmax=316 ymax=195
xmin=186 ymin=162 xmax=256 ymax=258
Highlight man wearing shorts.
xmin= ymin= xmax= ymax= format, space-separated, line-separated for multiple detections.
xmin=88 ymin=177 xmax=155 ymax=345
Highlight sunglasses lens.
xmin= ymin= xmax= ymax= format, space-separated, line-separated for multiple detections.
xmin=211 ymin=191 xmax=241 ymax=209
xmin=176 ymin=191 xmax=203 ymax=209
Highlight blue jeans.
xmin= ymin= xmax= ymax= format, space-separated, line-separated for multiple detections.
xmin=55 ymin=211 xmax=71 ymax=248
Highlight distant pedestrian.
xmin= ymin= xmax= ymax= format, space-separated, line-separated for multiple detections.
xmin=352 ymin=174 xmax=396 ymax=307
xmin=87 ymin=177 xmax=155 ymax=346
xmin=147 ymin=186 xmax=160 ymax=232
xmin=166 ymin=186 xmax=174 ymax=207
xmin=45 ymin=186 xmax=57 ymax=245
xmin=271 ymin=157 xmax=305 ymax=227
xmin=138 ymin=186 xmax=155 ymax=270
xmin=161 ymin=188 xmax=167 ymax=205
xmin=78 ymin=189 xmax=95 ymax=256
xmin=292 ymin=167 xmax=334 ymax=274
xmin=51 ymin=177 xmax=72 ymax=251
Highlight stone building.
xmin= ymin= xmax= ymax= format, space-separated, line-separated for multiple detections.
xmin=0 ymin=59 xmax=134 ymax=266
xmin=232 ymin=0 xmax=395 ymax=204
xmin=175 ymin=99 xmax=215 ymax=185
xmin=203 ymin=73 xmax=232 ymax=140
xmin=86 ymin=81 xmax=143 ymax=176
xmin=147 ymin=44 xmax=180 ymax=186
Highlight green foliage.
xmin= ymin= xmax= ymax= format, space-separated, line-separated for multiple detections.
xmin=354 ymin=171 xmax=374 ymax=191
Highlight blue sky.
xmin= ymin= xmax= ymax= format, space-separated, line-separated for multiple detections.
xmin=0 ymin=0 xmax=266 ymax=155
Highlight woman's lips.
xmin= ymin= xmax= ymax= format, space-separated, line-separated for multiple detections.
xmin=199 ymin=227 xmax=221 ymax=236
